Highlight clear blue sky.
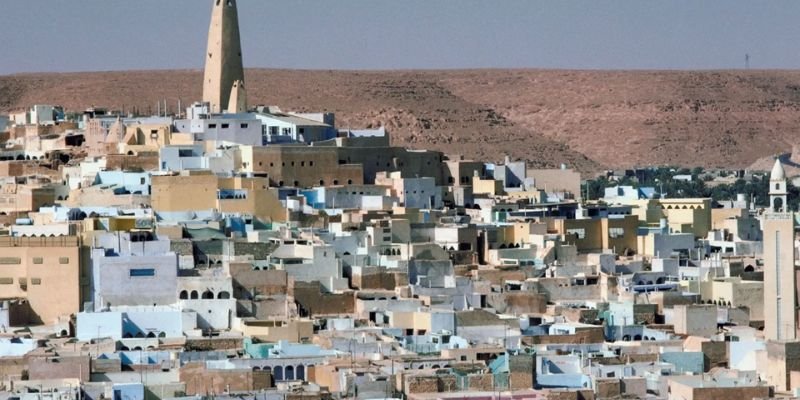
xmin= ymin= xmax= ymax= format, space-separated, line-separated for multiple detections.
xmin=1 ymin=0 xmax=799 ymax=74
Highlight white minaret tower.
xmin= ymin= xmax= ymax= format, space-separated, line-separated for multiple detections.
xmin=771 ymin=158 xmax=788 ymax=212
xmin=764 ymin=158 xmax=797 ymax=341
xmin=202 ymin=0 xmax=246 ymax=114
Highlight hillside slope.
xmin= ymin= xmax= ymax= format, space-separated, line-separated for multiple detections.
xmin=2 ymin=69 xmax=799 ymax=173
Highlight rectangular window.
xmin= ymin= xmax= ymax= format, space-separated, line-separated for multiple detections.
xmin=32 ymin=257 xmax=43 ymax=264
xmin=0 ymin=258 xmax=21 ymax=265
xmin=208 ymin=123 xmax=217 ymax=129
xmin=241 ymin=123 xmax=249 ymax=129
xmin=129 ymin=268 xmax=155 ymax=277
xmin=221 ymin=123 xmax=230 ymax=129
xmin=31 ymin=278 xmax=41 ymax=285
xmin=0 ymin=278 xmax=12 ymax=285
xmin=270 ymin=126 xmax=278 ymax=135
xmin=609 ymin=227 xmax=625 ymax=238
xmin=59 ymin=257 xmax=70 ymax=264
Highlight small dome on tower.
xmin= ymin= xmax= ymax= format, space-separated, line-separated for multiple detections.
xmin=771 ymin=158 xmax=786 ymax=181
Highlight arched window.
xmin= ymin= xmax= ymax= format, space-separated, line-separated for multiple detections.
xmin=273 ymin=366 xmax=284 ymax=381
xmin=774 ymin=197 xmax=784 ymax=212
xmin=146 ymin=332 xmax=156 ymax=338
xmin=179 ymin=290 xmax=188 ymax=300
xmin=285 ymin=365 xmax=295 ymax=380
xmin=296 ymin=365 xmax=305 ymax=380
xmin=190 ymin=290 xmax=199 ymax=300
xmin=202 ymin=290 xmax=214 ymax=299
xmin=218 ymin=291 xmax=231 ymax=299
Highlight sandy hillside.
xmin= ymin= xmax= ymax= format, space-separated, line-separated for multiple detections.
xmin=2 ymin=69 xmax=800 ymax=173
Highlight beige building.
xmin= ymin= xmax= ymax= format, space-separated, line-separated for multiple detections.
xmin=244 ymin=146 xmax=364 ymax=188
xmin=118 ymin=121 xmax=183 ymax=155
xmin=697 ymin=277 xmax=763 ymax=321
xmin=472 ymin=175 xmax=504 ymax=196
xmin=0 ymin=236 xmax=81 ymax=325
xmin=671 ymin=304 xmax=716 ymax=337
xmin=549 ymin=215 xmax=639 ymax=255
xmin=0 ymin=179 xmax=58 ymax=215
xmin=151 ymin=171 xmax=287 ymax=222
xmin=658 ymin=198 xmax=712 ymax=238
xmin=528 ymin=168 xmax=581 ymax=200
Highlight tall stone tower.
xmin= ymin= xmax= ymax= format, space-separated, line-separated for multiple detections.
xmin=764 ymin=158 xmax=798 ymax=341
xmin=202 ymin=0 xmax=246 ymax=114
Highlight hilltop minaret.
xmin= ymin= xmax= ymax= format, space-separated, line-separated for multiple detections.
xmin=764 ymin=158 xmax=797 ymax=341
xmin=202 ymin=0 xmax=246 ymax=113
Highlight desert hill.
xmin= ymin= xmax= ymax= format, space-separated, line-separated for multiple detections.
xmin=2 ymin=69 xmax=800 ymax=174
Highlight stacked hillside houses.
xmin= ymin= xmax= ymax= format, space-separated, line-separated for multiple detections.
xmin=0 ymin=1 xmax=795 ymax=400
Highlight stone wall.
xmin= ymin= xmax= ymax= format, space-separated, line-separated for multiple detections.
xmin=545 ymin=389 xmax=595 ymax=400
xmin=700 ymin=341 xmax=728 ymax=371
xmin=231 ymin=265 xmax=288 ymax=297
xmin=594 ymin=379 xmax=621 ymax=399
xmin=106 ymin=154 xmax=159 ymax=171
xmin=525 ymin=327 xmax=604 ymax=345
xmin=294 ymin=281 xmax=355 ymax=316
xmin=488 ymin=292 xmax=548 ymax=315
xmin=692 ymin=386 xmax=770 ymax=400
xmin=184 ymin=337 xmax=243 ymax=352
xmin=180 ymin=362 xmax=271 ymax=395
xmin=28 ymin=356 xmax=90 ymax=380
xmin=509 ymin=354 xmax=536 ymax=390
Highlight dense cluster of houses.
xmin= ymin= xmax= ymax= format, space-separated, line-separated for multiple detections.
xmin=0 ymin=1 xmax=797 ymax=400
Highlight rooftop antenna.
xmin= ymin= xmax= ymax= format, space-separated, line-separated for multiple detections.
xmin=745 ymin=53 xmax=750 ymax=70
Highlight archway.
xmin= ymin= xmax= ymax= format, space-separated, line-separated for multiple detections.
xmin=774 ymin=197 xmax=784 ymax=212
xmin=285 ymin=365 xmax=295 ymax=380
